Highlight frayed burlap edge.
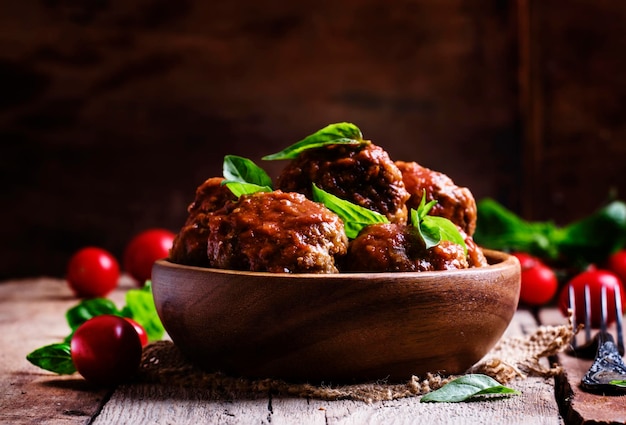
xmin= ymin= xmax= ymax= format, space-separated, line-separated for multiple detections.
xmin=136 ymin=319 xmax=574 ymax=403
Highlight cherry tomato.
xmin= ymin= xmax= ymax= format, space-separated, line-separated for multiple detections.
xmin=512 ymin=252 xmax=539 ymax=270
xmin=558 ymin=269 xmax=626 ymax=328
xmin=124 ymin=317 xmax=149 ymax=347
xmin=512 ymin=252 xmax=559 ymax=306
xmin=123 ymin=229 xmax=175 ymax=286
xmin=71 ymin=315 xmax=142 ymax=386
xmin=66 ymin=247 xmax=120 ymax=298
xmin=607 ymin=249 xmax=626 ymax=286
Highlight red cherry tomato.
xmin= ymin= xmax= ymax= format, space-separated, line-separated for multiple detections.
xmin=66 ymin=247 xmax=120 ymax=298
xmin=512 ymin=252 xmax=539 ymax=271
xmin=123 ymin=229 xmax=175 ymax=286
xmin=512 ymin=252 xmax=559 ymax=306
xmin=607 ymin=249 xmax=626 ymax=286
xmin=70 ymin=315 xmax=142 ymax=386
xmin=558 ymin=269 xmax=626 ymax=328
xmin=124 ymin=317 xmax=149 ymax=347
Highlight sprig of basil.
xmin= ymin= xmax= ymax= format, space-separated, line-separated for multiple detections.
xmin=411 ymin=191 xmax=467 ymax=253
xmin=26 ymin=284 xmax=165 ymax=375
xmin=262 ymin=122 xmax=366 ymax=160
xmin=26 ymin=343 xmax=76 ymax=375
xmin=221 ymin=155 xmax=273 ymax=197
xmin=222 ymin=181 xmax=272 ymax=198
xmin=312 ymin=184 xmax=388 ymax=239
xmin=420 ymin=374 xmax=520 ymax=403
xmin=120 ymin=282 xmax=165 ymax=342
xmin=63 ymin=297 xmax=121 ymax=343
xmin=474 ymin=198 xmax=626 ymax=267
xmin=223 ymin=155 xmax=273 ymax=187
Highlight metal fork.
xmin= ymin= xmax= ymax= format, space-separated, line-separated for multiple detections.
xmin=569 ymin=283 xmax=626 ymax=393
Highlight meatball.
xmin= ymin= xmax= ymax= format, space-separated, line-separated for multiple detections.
xmin=185 ymin=176 xmax=237 ymax=221
xmin=206 ymin=190 xmax=348 ymax=273
xmin=341 ymin=223 xmax=419 ymax=272
xmin=396 ymin=161 xmax=477 ymax=235
xmin=463 ymin=229 xmax=489 ymax=268
xmin=276 ymin=143 xmax=410 ymax=224
xmin=169 ymin=177 xmax=237 ymax=267
xmin=342 ymin=223 xmax=469 ymax=272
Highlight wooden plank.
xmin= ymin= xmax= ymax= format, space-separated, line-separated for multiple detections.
xmin=92 ymin=310 xmax=563 ymax=424
xmin=91 ymin=378 xmax=560 ymax=425
xmin=1 ymin=278 xmax=564 ymax=424
xmin=539 ymin=308 xmax=626 ymax=425
xmin=93 ymin=384 xmax=272 ymax=425
xmin=522 ymin=0 xmax=626 ymax=223
xmin=0 ymin=277 xmax=130 ymax=425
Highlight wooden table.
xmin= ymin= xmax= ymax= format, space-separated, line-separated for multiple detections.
xmin=0 ymin=276 xmax=624 ymax=424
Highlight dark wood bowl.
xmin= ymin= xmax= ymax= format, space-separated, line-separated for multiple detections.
xmin=152 ymin=249 xmax=520 ymax=383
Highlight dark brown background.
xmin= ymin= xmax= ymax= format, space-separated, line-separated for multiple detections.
xmin=2 ymin=0 xmax=625 ymax=279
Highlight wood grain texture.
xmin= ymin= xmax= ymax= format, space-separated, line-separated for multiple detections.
xmin=0 ymin=278 xmax=563 ymax=424
xmin=540 ymin=308 xmax=626 ymax=425
xmin=521 ymin=0 xmax=626 ymax=223
xmin=0 ymin=277 xmax=129 ymax=425
xmin=93 ymin=378 xmax=561 ymax=425
xmin=151 ymin=250 xmax=520 ymax=382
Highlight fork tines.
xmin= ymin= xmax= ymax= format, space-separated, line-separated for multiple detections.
xmin=615 ymin=284 xmax=624 ymax=355
xmin=568 ymin=283 xmax=624 ymax=355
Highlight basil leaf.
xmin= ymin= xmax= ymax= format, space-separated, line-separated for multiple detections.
xmin=423 ymin=215 xmax=468 ymax=253
xmin=66 ymin=298 xmax=121 ymax=332
xmin=223 ymin=155 xmax=273 ymax=188
xmin=411 ymin=192 xmax=467 ymax=253
xmin=312 ymin=184 xmax=388 ymax=239
xmin=474 ymin=198 xmax=561 ymax=260
xmin=122 ymin=282 xmax=165 ymax=342
xmin=26 ymin=343 xmax=76 ymax=375
xmin=610 ymin=379 xmax=626 ymax=387
xmin=555 ymin=200 xmax=626 ymax=265
xmin=420 ymin=374 xmax=520 ymax=403
xmin=262 ymin=122 xmax=366 ymax=160
xmin=222 ymin=181 xmax=272 ymax=198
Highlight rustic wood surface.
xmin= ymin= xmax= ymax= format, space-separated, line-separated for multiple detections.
xmin=539 ymin=309 xmax=626 ymax=425
xmin=0 ymin=276 xmax=567 ymax=424
xmin=518 ymin=0 xmax=626 ymax=222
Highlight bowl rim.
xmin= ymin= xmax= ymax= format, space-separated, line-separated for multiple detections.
xmin=154 ymin=249 xmax=518 ymax=280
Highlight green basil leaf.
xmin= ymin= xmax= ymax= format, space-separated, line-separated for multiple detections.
xmin=556 ymin=200 xmax=626 ymax=265
xmin=262 ymin=122 xmax=366 ymax=160
xmin=26 ymin=343 xmax=76 ymax=375
xmin=312 ymin=184 xmax=388 ymax=239
xmin=410 ymin=192 xmax=467 ymax=253
xmin=420 ymin=374 xmax=520 ymax=403
xmin=474 ymin=198 xmax=560 ymax=259
xmin=66 ymin=298 xmax=121 ymax=332
xmin=423 ymin=215 xmax=467 ymax=253
xmin=223 ymin=155 xmax=273 ymax=188
xmin=610 ymin=379 xmax=626 ymax=387
xmin=222 ymin=181 xmax=273 ymax=198
xmin=123 ymin=282 xmax=165 ymax=342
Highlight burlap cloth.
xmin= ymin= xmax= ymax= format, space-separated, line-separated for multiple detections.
xmin=136 ymin=321 xmax=574 ymax=403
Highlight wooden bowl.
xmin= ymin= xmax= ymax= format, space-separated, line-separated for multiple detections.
xmin=152 ymin=250 xmax=520 ymax=383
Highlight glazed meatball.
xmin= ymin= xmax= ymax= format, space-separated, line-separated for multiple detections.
xmin=206 ymin=190 xmax=348 ymax=273
xmin=341 ymin=223 xmax=419 ymax=272
xmin=396 ymin=161 xmax=477 ymax=235
xmin=463 ymin=229 xmax=489 ymax=268
xmin=170 ymin=177 xmax=237 ymax=267
xmin=276 ymin=143 xmax=410 ymax=224
xmin=342 ymin=223 xmax=469 ymax=272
